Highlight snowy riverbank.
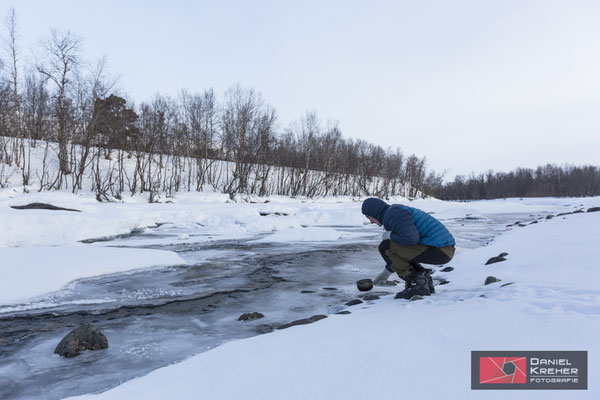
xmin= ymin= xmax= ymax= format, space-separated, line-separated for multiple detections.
xmin=68 ymin=207 xmax=600 ymax=400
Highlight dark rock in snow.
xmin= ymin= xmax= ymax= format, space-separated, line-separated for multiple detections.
xmin=300 ymin=290 xmax=315 ymax=294
xmin=556 ymin=212 xmax=572 ymax=217
xmin=587 ymin=207 xmax=600 ymax=213
xmin=259 ymin=211 xmax=289 ymax=217
xmin=500 ymin=282 xmax=514 ymax=287
xmin=546 ymin=215 xmax=554 ymax=220
xmin=441 ymin=266 xmax=454 ymax=272
xmin=572 ymin=209 xmax=585 ymax=214
xmin=529 ymin=220 xmax=538 ymax=225
xmin=485 ymin=255 xmax=507 ymax=265
xmin=238 ymin=312 xmax=265 ymax=321
xmin=484 ymin=276 xmax=501 ymax=285
xmin=336 ymin=311 xmax=351 ymax=315
xmin=437 ymin=279 xmax=450 ymax=285
xmin=345 ymin=299 xmax=363 ymax=306
xmin=54 ymin=323 xmax=108 ymax=358
xmin=322 ymin=287 xmax=337 ymax=291
xmin=410 ymin=295 xmax=424 ymax=301
xmin=277 ymin=314 xmax=327 ymax=330
xmin=11 ymin=202 xmax=81 ymax=212
xmin=498 ymin=252 xmax=508 ymax=257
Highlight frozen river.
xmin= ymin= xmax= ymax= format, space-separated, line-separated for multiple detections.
xmin=0 ymin=211 xmax=541 ymax=399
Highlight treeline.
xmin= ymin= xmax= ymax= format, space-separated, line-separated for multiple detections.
xmin=0 ymin=9 xmax=437 ymax=200
xmin=1 ymin=8 xmax=598 ymax=202
xmin=429 ymin=164 xmax=600 ymax=200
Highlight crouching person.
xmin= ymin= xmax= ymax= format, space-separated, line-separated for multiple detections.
xmin=361 ymin=198 xmax=455 ymax=299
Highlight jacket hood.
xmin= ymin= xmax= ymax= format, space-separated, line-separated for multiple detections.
xmin=361 ymin=198 xmax=389 ymax=224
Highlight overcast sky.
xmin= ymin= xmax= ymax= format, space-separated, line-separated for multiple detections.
xmin=2 ymin=0 xmax=599 ymax=179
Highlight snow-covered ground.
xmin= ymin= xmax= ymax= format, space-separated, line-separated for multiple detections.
xmin=67 ymin=207 xmax=600 ymax=400
xmin=1 ymin=188 xmax=598 ymax=399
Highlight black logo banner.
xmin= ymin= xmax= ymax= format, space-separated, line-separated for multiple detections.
xmin=471 ymin=351 xmax=587 ymax=390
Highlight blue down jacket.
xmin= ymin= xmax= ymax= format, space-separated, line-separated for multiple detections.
xmin=361 ymin=198 xmax=455 ymax=247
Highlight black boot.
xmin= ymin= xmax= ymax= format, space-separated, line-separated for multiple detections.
xmin=395 ymin=271 xmax=431 ymax=299
xmin=412 ymin=263 xmax=435 ymax=294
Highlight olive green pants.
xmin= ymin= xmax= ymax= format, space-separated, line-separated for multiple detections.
xmin=381 ymin=240 xmax=455 ymax=279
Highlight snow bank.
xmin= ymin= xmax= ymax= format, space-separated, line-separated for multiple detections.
xmin=3 ymin=189 xmax=592 ymax=249
xmin=0 ymin=191 xmax=364 ymax=248
xmin=68 ymin=211 xmax=600 ymax=399
xmin=0 ymin=246 xmax=185 ymax=305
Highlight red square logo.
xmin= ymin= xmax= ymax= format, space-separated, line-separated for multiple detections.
xmin=479 ymin=357 xmax=527 ymax=384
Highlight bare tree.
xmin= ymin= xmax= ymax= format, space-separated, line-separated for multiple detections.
xmin=36 ymin=29 xmax=81 ymax=181
xmin=404 ymin=154 xmax=426 ymax=197
xmin=182 ymin=89 xmax=219 ymax=191
xmin=296 ymin=110 xmax=320 ymax=195
xmin=0 ymin=80 xmax=11 ymax=164
xmin=3 ymin=7 xmax=23 ymax=168
xmin=22 ymin=73 xmax=49 ymax=145
xmin=72 ymin=56 xmax=117 ymax=192
xmin=221 ymin=85 xmax=263 ymax=197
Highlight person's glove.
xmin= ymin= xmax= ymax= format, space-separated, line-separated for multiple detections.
xmin=374 ymin=267 xmax=392 ymax=284
xmin=381 ymin=231 xmax=391 ymax=241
